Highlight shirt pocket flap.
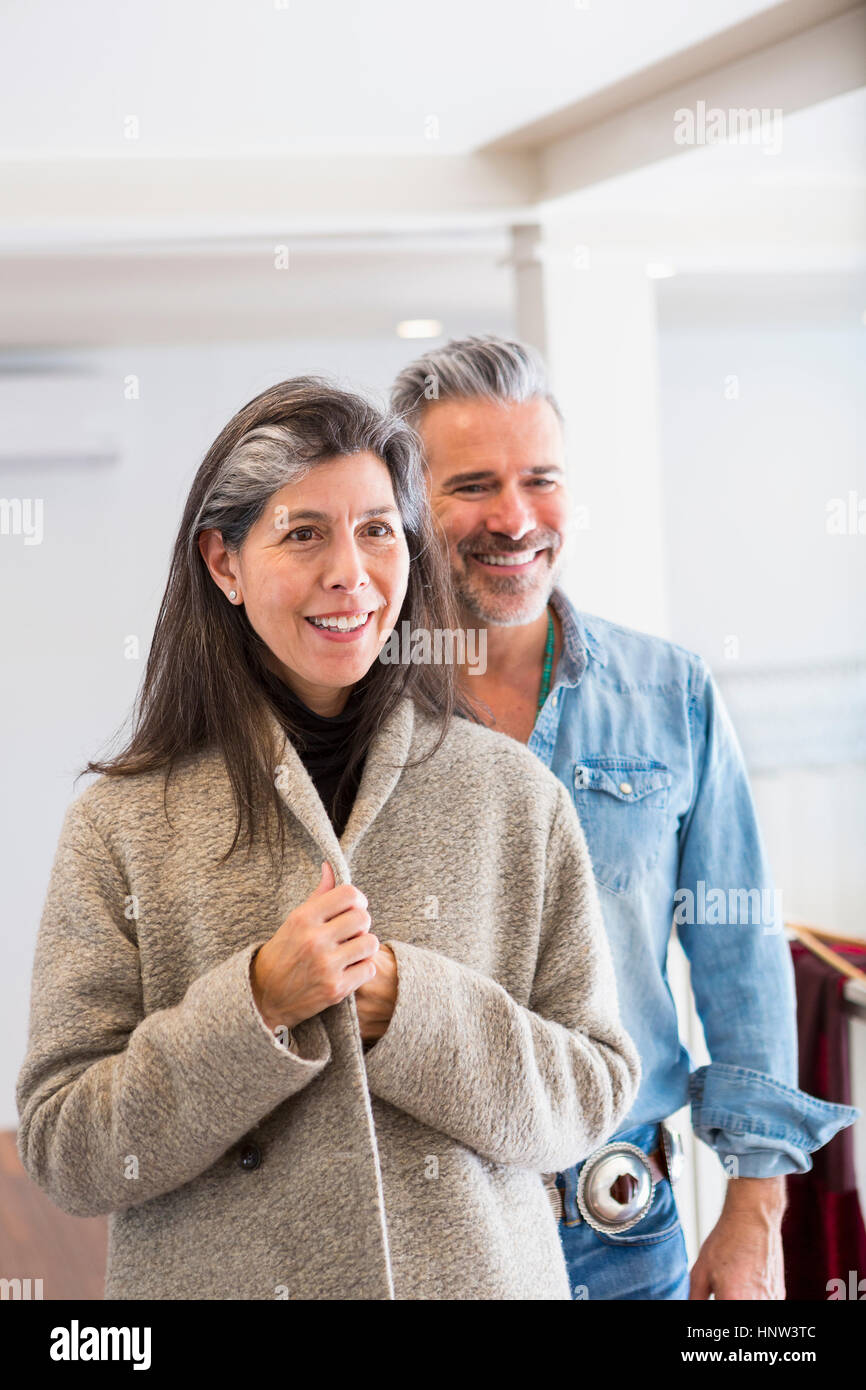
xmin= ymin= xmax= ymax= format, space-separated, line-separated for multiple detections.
xmin=573 ymin=760 xmax=672 ymax=801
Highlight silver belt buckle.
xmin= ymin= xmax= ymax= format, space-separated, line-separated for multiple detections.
xmin=576 ymin=1142 xmax=656 ymax=1235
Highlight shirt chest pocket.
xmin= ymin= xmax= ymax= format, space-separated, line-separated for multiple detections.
xmin=572 ymin=757 xmax=673 ymax=895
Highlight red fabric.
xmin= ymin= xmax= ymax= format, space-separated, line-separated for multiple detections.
xmin=782 ymin=940 xmax=866 ymax=1300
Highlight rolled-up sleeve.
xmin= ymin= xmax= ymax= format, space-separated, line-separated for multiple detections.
xmin=689 ymin=1063 xmax=858 ymax=1177
xmin=675 ymin=659 xmax=858 ymax=1176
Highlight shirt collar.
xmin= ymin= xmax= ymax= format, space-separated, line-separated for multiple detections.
xmin=549 ymin=586 xmax=608 ymax=688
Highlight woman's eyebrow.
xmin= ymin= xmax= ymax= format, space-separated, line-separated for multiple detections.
xmin=276 ymin=504 xmax=400 ymax=524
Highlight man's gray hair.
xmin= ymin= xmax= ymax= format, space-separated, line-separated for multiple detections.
xmin=390 ymin=333 xmax=563 ymax=430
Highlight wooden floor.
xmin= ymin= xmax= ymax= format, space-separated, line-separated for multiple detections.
xmin=0 ymin=1130 xmax=106 ymax=1299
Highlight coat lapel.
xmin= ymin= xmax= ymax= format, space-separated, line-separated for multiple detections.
xmin=268 ymin=713 xmax=349 ymax=879
xmin=339 ymin=697 xmax=414 ymax=858
xmin=266 ymin=695 xmax=415 ymax=872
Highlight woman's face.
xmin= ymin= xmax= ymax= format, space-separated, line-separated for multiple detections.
xmin=202 ymin=452 xmax=410 ymax=714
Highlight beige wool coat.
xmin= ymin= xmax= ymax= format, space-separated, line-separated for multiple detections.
xmin=16 ymin=696 xmax=640 ymax=1300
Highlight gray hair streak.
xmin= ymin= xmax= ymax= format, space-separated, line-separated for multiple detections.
xmin=192 ymin=380 xmax=426 ymax=557
xmin=389 ymin=333 xmax=564 ymax=431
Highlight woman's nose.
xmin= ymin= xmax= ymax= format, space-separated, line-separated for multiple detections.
xmin=321 ymin=538 xmax=370 ymax=593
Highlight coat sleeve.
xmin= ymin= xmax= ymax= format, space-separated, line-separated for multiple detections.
xmin=363 ymin=782 xmax=641 ymax=1171
xmin=16 ymin=798 xmax=331 ymax=1218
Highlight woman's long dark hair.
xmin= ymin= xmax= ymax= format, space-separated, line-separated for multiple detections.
xmin=82 ymin=377 xmax=476 ymax=866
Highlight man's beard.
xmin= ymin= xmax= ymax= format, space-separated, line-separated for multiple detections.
xmin=452 ymin=539 xmax=564 ymax=629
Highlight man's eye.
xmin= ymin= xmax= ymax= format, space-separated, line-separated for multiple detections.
xmin=529 ymin=478 xmax=557 ymax=488
xmin=455 ymin=485 xmax=488 ymax=496
xmin=286 ymin=527 xmax=319 ymax=542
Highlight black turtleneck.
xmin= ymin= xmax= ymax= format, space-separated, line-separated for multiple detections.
xmin=260 ymin=669 xmax=367 ymax=838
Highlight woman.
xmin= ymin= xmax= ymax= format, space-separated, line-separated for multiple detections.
xmin=16 ymin=378 xmax=640 ymax=1300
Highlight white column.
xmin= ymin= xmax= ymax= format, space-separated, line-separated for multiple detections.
xmin=511 ymin=221 xmax=670 ymax=639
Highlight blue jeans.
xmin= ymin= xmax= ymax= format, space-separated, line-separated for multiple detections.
xmin=556 ymin=1123 xmax=691 ymax=1300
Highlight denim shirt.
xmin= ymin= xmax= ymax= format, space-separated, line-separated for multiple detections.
xmin=529 ymin=588 xmax=858 ymax=1177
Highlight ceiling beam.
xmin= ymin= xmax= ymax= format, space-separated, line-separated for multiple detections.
xmin=0 ymin=152 xmax=537 ymax=250
xmin=483 ymin=0 xmax=866 ymax=202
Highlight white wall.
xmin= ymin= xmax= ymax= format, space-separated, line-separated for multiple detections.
xmin=656 ymin=271 xmax=866 ymax=937
xmin=657 ymin=272 xmax=866 ymax=669
xmin=656 ymin=270 xmax=866 ymax=1253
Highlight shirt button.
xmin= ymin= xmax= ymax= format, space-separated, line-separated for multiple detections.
xmin=238 ymin=1142 xmax=261 ymax=1171
xmin=619 ymin=781 xmax=633 ymax=795
xmin=550 ymin=692 xmax=559 ymax=708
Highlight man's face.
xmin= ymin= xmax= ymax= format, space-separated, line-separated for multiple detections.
xmin=419 ymin=396 xmax=568 ymax=627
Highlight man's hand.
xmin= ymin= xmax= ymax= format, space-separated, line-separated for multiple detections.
xmin=354 ymin=944 xmax=398 ymax=1044
xmin=689 ymin=1176 xmax=787 ymax=1300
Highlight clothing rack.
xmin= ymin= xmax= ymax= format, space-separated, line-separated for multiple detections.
xmin=786 ymin=920 xmax=866 ymax=1023
xmin=786 ymin=921 xmax=866 ymax=985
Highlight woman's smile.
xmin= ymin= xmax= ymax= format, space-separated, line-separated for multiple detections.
xmin=304 ymin=609 xmax=377 ymax=641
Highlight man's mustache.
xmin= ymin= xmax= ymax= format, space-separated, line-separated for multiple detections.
xmin=458 ymin=533 xmax=562 ymax=557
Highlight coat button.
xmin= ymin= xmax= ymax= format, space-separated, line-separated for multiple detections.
xmin=238 ymin=1142 xmax=261 ymax=1171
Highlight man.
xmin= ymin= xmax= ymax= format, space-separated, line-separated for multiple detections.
xmin=390 ymin=334 xmax=856 ymax=1301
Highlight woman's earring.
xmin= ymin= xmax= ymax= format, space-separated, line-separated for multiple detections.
xmin=228 ymin=590 xmax=238 ymax=601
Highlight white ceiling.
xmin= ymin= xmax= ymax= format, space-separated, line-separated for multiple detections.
xmin=1 ymin=0 xmax=785 ymax=159
xmin=0 ymin=0 xmax=861 ymax=346
xmin=0 ymin=231 xmax=516 ymax=346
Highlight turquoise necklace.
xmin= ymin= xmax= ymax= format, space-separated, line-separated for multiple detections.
xmin=537 ymin=606 xmax=555 ymax=713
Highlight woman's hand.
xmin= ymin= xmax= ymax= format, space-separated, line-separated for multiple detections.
xmin=250 ymin=861 xmax=379 ymax=1031
xmin=355 ymin=945 xmax=398 ymax=1044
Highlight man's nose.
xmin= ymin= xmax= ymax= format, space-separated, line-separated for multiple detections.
xmin=484 ymin=486 xmax=535 ymax=539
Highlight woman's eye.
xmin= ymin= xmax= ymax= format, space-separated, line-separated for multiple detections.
xmin=364 ymin=522 xmax=395 ymax=538
xmin=284 ymin=522 xmax=396 ymax=542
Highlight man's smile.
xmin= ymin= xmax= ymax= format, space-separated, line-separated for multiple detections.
xmin=468 ymin=547 xmax=548 ymax=573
